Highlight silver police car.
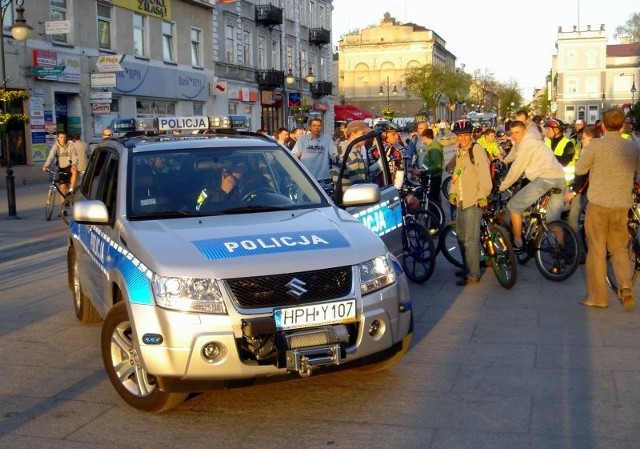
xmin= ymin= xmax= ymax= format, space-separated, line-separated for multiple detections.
xmin=67 ymin=116 xmax=413 ymax=412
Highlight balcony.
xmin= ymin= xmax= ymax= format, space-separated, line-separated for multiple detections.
xmin=255 ymin=4 xmax=283 ymax=28
xmin=310 ymin=81 xmax=333 ymax=98
xmin=309 ymin=27 xmax=331 ymax=46
xmin=256 ymin=69 xmax=285 ymax=88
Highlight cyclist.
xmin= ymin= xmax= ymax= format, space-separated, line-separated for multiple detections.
xmin=370 ymin=121 xmax=405 ymax=189
xmin=544 ymin=118 xmax=576 ymax=185
xmin=332 ymin=120 xmax=373 ymax=192
xmin=414 ymin=128 xmax=443 ymax=205
xmin=448 ymin=119 xmax=493 ymax=286
xmin=41 ymin=131 xmax=76 ymax=198
xmin=498 ymin=121 xmax=566 ymax=250
xmin=477 ymin=128 xmax=503 ymax=162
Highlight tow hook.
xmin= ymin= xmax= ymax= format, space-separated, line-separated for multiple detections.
xmin=287 ymin=344 xmax=343 ymax=376
xmin=298 ymin=356 xmax=313 ymax=377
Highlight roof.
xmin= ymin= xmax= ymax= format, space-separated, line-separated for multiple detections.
xmin=607 ymin=42 xmax=640 ymax=57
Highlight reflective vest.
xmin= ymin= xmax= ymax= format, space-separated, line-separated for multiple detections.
xmin=544 ymin=136 xmax=575 ymax=184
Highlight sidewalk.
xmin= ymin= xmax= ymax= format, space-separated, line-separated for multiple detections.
xmin=0 ymin=180 xmax=68 ymax=253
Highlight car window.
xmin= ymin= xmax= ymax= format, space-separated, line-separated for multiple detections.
xmin=127 ymin=145 xmax=327 ymax=219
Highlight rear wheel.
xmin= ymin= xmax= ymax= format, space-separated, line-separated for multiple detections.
xmin=439 ymin=222 xmax=464 ymax=268
xmin=102 ymin=301 xmax=189 ymax=412
xmin=535 ymin=220 xmax=579 ymax=281
xmin=45 ymin=188 xmax=56 ymax=221
xmin=414 ymin=208 xmax=442 ymax=253
xmin=488 ymin=225 xmax=517 ymax=289
xmin=61 ymin=193 xmax=76 ymax=225
xmin=402 ymin=221 xmax=436 ymax=283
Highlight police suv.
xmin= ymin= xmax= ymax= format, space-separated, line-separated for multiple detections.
xmin=67 ymin=116 xmax=412 ymax=412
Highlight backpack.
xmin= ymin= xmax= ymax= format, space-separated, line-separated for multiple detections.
xmin=468 ymin=142 xmax=497 ymax=181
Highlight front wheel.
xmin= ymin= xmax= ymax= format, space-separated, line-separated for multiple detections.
xmin=535 ymin=220 xmax=579 ymax=281
xmin=488 ymin=225 xmax=517 ymax=289
xmin=101 ymin=301 xmax=189 ymax=412
xmin=402 ymin=221 xmax=436 ymax=283
xmin=45 ymin=187 xmax=56 ymax=221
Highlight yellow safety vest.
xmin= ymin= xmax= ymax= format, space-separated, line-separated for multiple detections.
xmin=544 ymin=136 xmax=575 ymax=184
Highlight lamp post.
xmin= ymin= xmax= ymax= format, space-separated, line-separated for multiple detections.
xmin=1 ymin=0 xmax=31 ymax=218
xmin=601 ymin=91 xmax=605 ymax=112
xmin=285 ymin=61 xmax=315 ymax=128
xmin=378 ymin=75 xmax=397 ymax=118
xmin=632 ymin=82 xmax=637 ymax=105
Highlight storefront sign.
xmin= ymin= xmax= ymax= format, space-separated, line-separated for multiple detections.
xmin=112 ymin=0 xmax=172 ymax=20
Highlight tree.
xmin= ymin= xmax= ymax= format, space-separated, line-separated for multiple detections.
xmin=403 ymin=64 xmax=471 ymax=120
xmin=615 ymin=12 xmax=640 ymax=42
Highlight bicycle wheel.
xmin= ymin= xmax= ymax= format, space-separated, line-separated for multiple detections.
xmin=534 ymin=220 xmax=579 ymax=281
xmin=427 ymin=201 xmax=446 ymax=233
xmin=45 ymin=187 xmax=56 ymax=221
xmin=414 ymin=207 xmax=442 ymax=242
xmin=606 ymin=230 xmax=640 ymax=293
xmin=402 ymin=221 xmax=436 ymax=283
xmin=488 ymin=224 xmax=517 ymax=289
xmin=438 ymin=222 xmax=464 ymax=268
xmin=60 ymin=193 xmax=75 ymax=225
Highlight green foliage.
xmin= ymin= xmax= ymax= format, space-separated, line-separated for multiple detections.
xmin=403 ymin=64 xmax=471 ymax=119
xmin=0 ymin=89 xmax=29 ymax=126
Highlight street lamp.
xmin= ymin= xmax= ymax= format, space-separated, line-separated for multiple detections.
xmin=632 ymin=82 xmax=637 ymax=105
xmin=378 ymin=75 xmax=397 ymax=116
xmin=1 ymin=0 xmax=32 ymax=218
xmin=285 ymin=61 xmax=315 ymax=128
xmin=601 ymin=91 xmax=605 ymax=111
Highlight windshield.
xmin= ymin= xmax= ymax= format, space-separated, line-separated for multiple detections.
xmin=127 ymin=145 xmax=328 ymax=219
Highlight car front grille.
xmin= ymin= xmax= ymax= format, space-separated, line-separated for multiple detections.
xmin=227 ymin=266 xmax=353 ymax=309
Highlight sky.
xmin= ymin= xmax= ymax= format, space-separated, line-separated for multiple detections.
xmin=332 ymin=0 xmax=637 ymax=99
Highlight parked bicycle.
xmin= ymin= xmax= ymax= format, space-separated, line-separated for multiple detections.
xmin=44 ymin=168 xmax=71 ymax=221
xmin=439 ymin=194 xmax=517 ymax=289
xmin=410 ymin=168 xmax=446 ymax=236
xmin=606 ymin=190 xmax=640 ymax=293
xmin=515 ymin=187 xmax=580 ymax=281
xmin=399 ymin=182 xmax=436 ymax=284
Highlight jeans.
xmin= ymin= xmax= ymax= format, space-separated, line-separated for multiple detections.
xmin=584 ymin=202 xmax=631 ymax=306
xmin=457 ymin=204 xmax=483 ymax=279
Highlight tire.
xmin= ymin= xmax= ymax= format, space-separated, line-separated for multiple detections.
xmin=45 ymin=188 xmax=56 ymax=221
xmin=101 ymin=301 xmax=189 ymax=412
xmin=439 ymin=222 xmax=464 ymax=268
xmin=61 ymin=193 xmax=75 ymax=225
xmin=488 ymin=225 xmax=517 ymax=289
xmin=71 ymin=251 xmax=101 ymax=323
xmin=402 ymin=221 xmax=436 ymax=283
xmin=534 ymin=220 xmax=579 ymax=281
xmin=414 ymin=208 xmax=442 ymax=254
xmin=427 ymin=201 xmax=446 ymax=234
xmin=606 ymin=231 xmax=640 ymax=293
xmin=441 ymin=176 xmax=451 ymax=202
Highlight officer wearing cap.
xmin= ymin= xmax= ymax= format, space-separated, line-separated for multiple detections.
xmin=332 ymin=120 xmax=373 ymax=192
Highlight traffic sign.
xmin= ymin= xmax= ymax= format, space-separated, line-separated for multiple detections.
xmin=91 ymin=73 xmax=117 ymax=88
xmin=31 ymin=66 xmax=66 ymax=77
xmin=96 ymin=55 xmax=124 ymax=72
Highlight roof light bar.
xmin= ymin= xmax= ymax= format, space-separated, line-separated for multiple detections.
xmin=110 ymin=116 xmax=233 ymax=135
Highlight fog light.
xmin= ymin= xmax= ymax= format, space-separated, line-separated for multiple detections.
xmin=201 ymin=342 xmax=226 ymax=363
xmin=368 ymin=319 xmax=384 ymax=338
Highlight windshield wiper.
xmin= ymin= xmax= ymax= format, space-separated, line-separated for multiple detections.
xmin=128 ymin=210 xmax=203 ymax=219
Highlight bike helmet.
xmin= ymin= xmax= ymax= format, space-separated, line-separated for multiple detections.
xmin=545 ymin=118 xmax=563 ymax=129
xmin=452 ymin=119 xmax=474 ymax=135
xmin=496 ymin=129 xmax=506 ymax=138
xmin=374 ymin=120 xmax=400 ymax=133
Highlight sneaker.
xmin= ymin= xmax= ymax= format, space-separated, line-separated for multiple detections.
xmin=512 ymin=239 xmax=523 ymax=253
xmin=454 ymin=268 xmax=467 ymax=277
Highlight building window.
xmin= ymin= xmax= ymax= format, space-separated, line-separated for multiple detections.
xmin=271 ymin=40 xmax=279 ymax=69
xmin=228 ymin=102 xmax=238 ymax=115
xmin=585 ymin=75 xmax=597 ymax=93
xmin=225 ymin=24 xmax=235 ymax=64
xmin=191 ymin=28 xmax=202 ymax=67
xmin=567 ymin=78 xmax=578 ymax=94
xmin=136 ymin=99 xmax=175 ymax=117
xmin=564 ymin=105 xmax=575 ymax=123
xmin=133 ymin=13 xmax=146 ymax=57
xmin=257 ymin=35 xmax=266 ymax=70
xmin=162 ymin=21 xmax=175 ymax=62
xmin=586 ymin=50 xmax=597 ymax=69
xmin=193 ymin=102 xmax=204 ymax=116
xmin=97 ymin=3 xmax=112 ymax=50
xmin=242 ymin=30 xmax=251 ymax=67
xmin=51 ymin=0 xmax=69 ymax=44
xmin=567 ymin=51 xmax=577 ymax=70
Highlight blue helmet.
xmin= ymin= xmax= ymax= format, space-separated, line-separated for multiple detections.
xmin=452 ymin=119 xmax=473 ymax=135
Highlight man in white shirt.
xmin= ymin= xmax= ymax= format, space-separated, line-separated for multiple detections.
xmin=292 ymin=117 xmax=337 ymax=181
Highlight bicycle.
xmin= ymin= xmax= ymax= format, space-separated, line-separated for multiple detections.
xmin=399 ymin=182 xmax=436 ymax=284
xmin=438 ymin=195 xmax=517 ymax=289
xmin=411 ymin=168 xmax=446 ymax=237
xmin=606 ymin=194 xmax=640 ymax=293
xmin=44 ymin=168 xmax=71 ymax=221
xmin=515 ymin=187 xmax=580 ymax=282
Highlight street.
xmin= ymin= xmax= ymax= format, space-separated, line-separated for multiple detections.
xmin=2 ymin=176 xmax=640 ymax=449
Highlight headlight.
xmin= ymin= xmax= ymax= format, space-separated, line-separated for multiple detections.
xmin=152 ymin=275 xmax=227 ymax=314
xmin=359 ymin=253 xmax=396 ymax=295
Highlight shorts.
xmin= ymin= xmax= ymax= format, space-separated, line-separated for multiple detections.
xmin=58 ymin=166 xmax=72 ymax=184
xmin=507 ymin=177 xmax=566 ymax=221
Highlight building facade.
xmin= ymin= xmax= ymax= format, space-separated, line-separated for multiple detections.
xmin=1 ymin=0 xmax=334 ymax=172
xmin=336 ymin=12 xmax=457 ymax=124
xmin=551 ymin=24 xmax=639 ymax=124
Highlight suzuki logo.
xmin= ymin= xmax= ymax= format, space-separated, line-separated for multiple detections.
xmin=286 ymin=278 xmax=307 ymax=298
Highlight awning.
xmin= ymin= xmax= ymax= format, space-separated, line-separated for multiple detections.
xmin=334 ymin=105 xmax=361 ymax=122
xmin=344 ymin=104 xmax=376 ymax=119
